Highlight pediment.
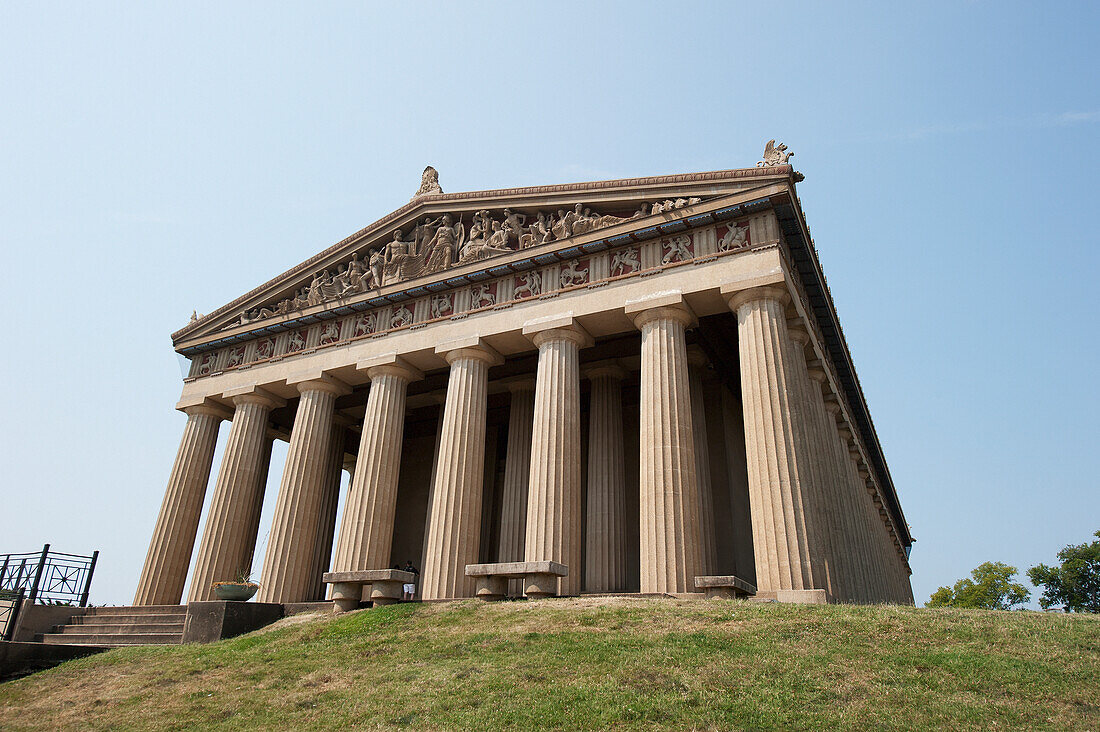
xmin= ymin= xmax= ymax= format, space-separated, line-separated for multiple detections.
xmin=173 ymin=164 xmax=796 ymax=351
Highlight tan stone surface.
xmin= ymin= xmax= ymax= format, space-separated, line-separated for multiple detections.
xmin=687 ymin=348 xmax=718 ymax=576
xmin=628 ymin=296 xmax=703 ymax=594
xmin=133 ymin=405 xmax=224 ymax=606
xmin=188 ymin=392 xmax=280 ymax=602
xmin=497 ymin=379 xmax=535 ymax=596
xmin=728 ymin=286 xmax=816 ymax=593
xmin=523 ymin=319 xmax=589 ymax=596
xmin=332 ymin=357 xmax=421 ymax=576
xmin=309 ymin=420 xmax=347 ymax=601
xmin=584 ymin=364 xmax=628 ymax=593
xmin=420 ymin=342 xmax=499 ymax=600
xmin=258 ymin=378 xmax=347 ymax=603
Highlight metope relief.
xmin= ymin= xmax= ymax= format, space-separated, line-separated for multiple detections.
xmin=661 ymin=234 xmax=694 ymax=265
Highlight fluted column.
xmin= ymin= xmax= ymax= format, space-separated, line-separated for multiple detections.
xmin=782 ymin=321 xmax=836 ymax=597
xmin=498 ymin=379 xmax=535 ymax=596
xmin=332 ymin=357 xmax=421 ymax=575
xmin=309 ymin=420 xmax=348 ymax=600
xmin=188 ymin=390 xmax=282 ymax=601
xmin=420 ymin=341 xmax=501 ymax=600
xmin=725 ymin=285 xmax=818 ymax=595
xmin=522 ymin=319 xmax=590 ymax=596
xmin=584 ymin=363 xmax=628 ymax=592
xmin=824 ymin=401 xmax=871 ymax=602
xmin=258 ymin=377 xmax=348 ymax=603
xmin=686 ymin=348 xmax=718 ymax=577
xmin=134 ymin=404 xmax=226 ymax=605
xmin=626 ymin=298 xmax=703 ymax=594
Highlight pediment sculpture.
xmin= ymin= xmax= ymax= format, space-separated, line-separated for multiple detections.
xmin=227 ymin=196 xmax=707 ymax=330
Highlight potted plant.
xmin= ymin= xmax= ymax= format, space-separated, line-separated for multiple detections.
xmin=212 ymin=569 xmax=260 ymax=601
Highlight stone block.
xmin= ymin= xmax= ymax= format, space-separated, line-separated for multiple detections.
xmin=181 ymin=601 xmax=284 ymax=643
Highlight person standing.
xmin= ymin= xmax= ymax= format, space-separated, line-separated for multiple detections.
xmin=402 ymin=560 xmax=419 ymax=601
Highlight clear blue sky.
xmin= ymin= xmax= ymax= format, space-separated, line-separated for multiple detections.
xmin=1 ymin=3 xmax=1097 ymax=607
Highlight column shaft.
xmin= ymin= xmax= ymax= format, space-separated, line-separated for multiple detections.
xmin=524 ymin=327 xmax=586 ymax=596
xmin=498 ymin=382 xmax=535 ymax=595
xmin=584 ymin=367 xmax=628 ymax=592
xmin=420 ymin=346 xmax=496 ymax=599
xmin=687 ymin=353 xmax=718 ymax=576
xmin=188 ymin=395 xmax=277 ymax=602
xmin=309 ymin=421 xmax=346 ymax=600
xmin=133 ymin=407 xmax=223 ymax=605
xmin=332 ymin=362 xmax=419 ymax=574
xmin=258 ymin=379 xmax=344 ymax=603
xmin=729 ymin=287 xmax=818 ymax=593
xmin=632 ymin=304 xmax=703 ymax=594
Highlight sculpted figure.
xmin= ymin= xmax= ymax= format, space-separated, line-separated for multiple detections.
xmin=287 ymin=330 xmax=306 ymax=352
xmin=718 ymin=224 xmax=749 ymax=251
xmin=471 ymin=283 xmax=495 ymax=308
xmin=392 ymin=304 xmax=413 ymax=328
xmin=430 ymin=293 xmax=451 ymax=319
xmin=385 ymin=230 xmax=413 ymax=263
xmin=369 ymin=249 xmax=385 ymax=289
xmin=256 ymin=339 xmax=274 ymax=360
xmin=189 ymin=310 xmax=199 ymax=323
xmin=560 ymin=259 xmax=589 ymax=287
xmin=413 ymin=216 xmax=443 ymax=255
xmin=353 ymin=312 xmax=376 ymax=337
xmin=423 ymin=214 xmax=464 ymax=271
xmin=307 ymin=272 xmax=325 ymax=306
xmin=412 ymin=165 xmax=443 ymax=198
xmin=757 ymin=140 xmax=793 ymax=167
xmin=551 ymin=208 xmax=578 ymax=240
xmin=501 ymin=208 xmax=526 ymax=246
xmin=611 ymin=247 xmax=641 ymax=276
xmin=662 ymin=234 xmax=692 ymax=264
xmin=514 ymin=270 xmax=541 ymax=298
xmin=319 ymin=321 xmax=340 ymax=344
xmin=521 ymin=211 xmax=554 ymax=247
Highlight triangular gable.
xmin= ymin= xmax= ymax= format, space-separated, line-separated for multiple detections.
xmin=174 ymin=165 xmax=794 ymax=350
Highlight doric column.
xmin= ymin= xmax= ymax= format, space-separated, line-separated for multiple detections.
xmin=584 ymin=363 xmax=628 ymax=593
xmin=522 ymin=317 xmax=590 ymax=596
xmin=134 ymin=404 xmax=226 ymax=606
xmin=497 ymin=379 xmax=535 ymax=595
xmin=824 ymin=401 xmax=870 ymax=602
xmin=332 ymin=356 xmax=422 ymax=575
xmin=625 ymin=295 xmax=703 ymax=594
xmin=725 ymin=285 xmax=818 ymax=595
xmin=309 ymin=419 xmax=348 ymax=600
xmin=188 ymin=389 xmax=283 ymax=602
xmin=782 ymin=321 xmax=836 ymax=597
xmin=258 ymin=376 xmax=349 ymax=603
xmin=686 ymin=348 xmax=718 ymax=577
xmin=804 ymin=367 xmax=856 ymax=603
xmin=420 ymin=340 xmax=501 ymax=600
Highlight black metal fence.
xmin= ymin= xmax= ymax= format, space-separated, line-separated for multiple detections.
xmin=0 ymin=588 xmax=25 ymax=641
xmin=0 ymin=544 xmax=98 ymax=607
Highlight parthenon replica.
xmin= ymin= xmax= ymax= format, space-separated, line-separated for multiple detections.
xmin=135 ymin=145 xmax=914 ymax=608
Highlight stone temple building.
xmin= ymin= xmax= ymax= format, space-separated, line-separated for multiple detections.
xmin=134 ymin=146 xmax=914 ymax=608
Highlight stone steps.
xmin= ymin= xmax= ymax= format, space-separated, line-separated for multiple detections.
xmin=39 ymin=631 xmax=182 ymax=647
xmin=39 ymin=605 xmax=188 ymax=647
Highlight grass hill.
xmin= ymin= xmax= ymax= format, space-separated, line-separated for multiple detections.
xmin=1 ymin=597 xmax=1097 ymax=730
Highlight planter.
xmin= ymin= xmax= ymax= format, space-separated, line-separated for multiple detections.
xmin=212 ymin=583 xmax=259 ymax=601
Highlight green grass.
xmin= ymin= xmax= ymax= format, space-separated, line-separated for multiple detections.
xmin=1 ymin=597 xmax=1098 ymax=730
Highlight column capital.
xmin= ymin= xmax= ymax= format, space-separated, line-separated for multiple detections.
xmin=178 ymin=398 xmax=232 ymax=421
xmin=222 ymin=385 xmax=285 ymax=410
xmin=292 ymin=374 xmax=352 ymax=397
xmin=523 ymin=313 xmax=593 ymax=349
xmin=357 ymin=353 xmax=423 ymax=382
xmin=582 ymin=360 xmax=628 ymax=381
xmin=785 ymin=318 xmax=811 ymax=346
xmin=501 ymin=375 xmax=537 ymax=393
xmin=624 ymin=290 xmax=696 ymax=330
xmin=435 ymin=336 xmax=504 ymax=366
xmin=806 ymin=359 xmax=829 ymax=384
xmin=724 ymin=285 xmax=790 ymax=312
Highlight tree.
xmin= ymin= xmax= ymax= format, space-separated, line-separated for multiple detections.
xmin=1027 ymin=530 xmax=1100 ymax=613
xmin=926 ymin=561 xmax=1031 ymax=610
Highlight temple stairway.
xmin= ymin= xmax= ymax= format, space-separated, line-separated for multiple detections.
xmin=39 ymin=606 xmax=185 ymax=647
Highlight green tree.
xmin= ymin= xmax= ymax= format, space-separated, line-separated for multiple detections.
xmin=1027 ymin=530 xmax=1100 ymax=613
xmin=926 ymin=561 xmax=1031 ymax=610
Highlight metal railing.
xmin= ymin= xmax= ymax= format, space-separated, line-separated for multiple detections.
xmin=0 ymin=544 xmax=98 ymax=607
xmin=0 ymin=588 xmax=25 ymax=641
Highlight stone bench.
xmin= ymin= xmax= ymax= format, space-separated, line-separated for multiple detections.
xmin=694 ymin=575 xmax=757 ymax=600
xmin=322 ymin=570 xmax=415 ymax=612
xmin=465 ymin=561 xmax=568 ymax=600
